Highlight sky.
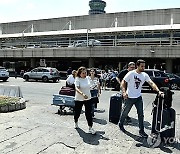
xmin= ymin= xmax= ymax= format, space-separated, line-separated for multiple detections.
xmin=0 ymin=0 xmax=179 ymax=23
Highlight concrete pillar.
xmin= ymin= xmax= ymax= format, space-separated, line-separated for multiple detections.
xmin=118 ymin=62 xmax=121 ymax=72
xmin=88 ymin=58 xmax=95 ymax=68
xmin=30 ymin=58 xmax=36 ymax=68
xmin=166 ymin=59 xmax=173 ymax=73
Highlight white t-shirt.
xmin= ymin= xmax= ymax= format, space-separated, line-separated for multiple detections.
xmin=66 ymin=74 xmax=75 ymax=85
xmin=74 ymin=77 xmax=91 ymax=101
xmin=124 ymin=70 xmax=151 ymax=98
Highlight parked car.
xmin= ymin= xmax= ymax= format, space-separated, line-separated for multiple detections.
xmin=26 ymin=44 xmax=40 ymax=48
xmin=73 ymin=39 xmax=101 ymax=47
xmin=143 ymin=69 xmax=170 ymax=89
xmin=0 ymin=67 xmax=9 ymax=81
xmin=23 ymin=67 xmax=60 ymax=82
xmin=165 ymin=73 xmax=180 ymax=90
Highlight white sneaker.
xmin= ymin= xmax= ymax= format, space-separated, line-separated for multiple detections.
xmin=89 ymin=127 xmax=96 ymax=135
xmin=75 ymin=122 xmax=79 ymax=129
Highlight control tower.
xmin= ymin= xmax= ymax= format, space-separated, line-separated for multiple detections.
xmin=89 ymin=0 xmax=106 ymax=15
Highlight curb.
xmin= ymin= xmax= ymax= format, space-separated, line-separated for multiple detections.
xmin=0 ymin=101 xmax=26 ymax=113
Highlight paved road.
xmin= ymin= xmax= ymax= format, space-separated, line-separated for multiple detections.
xmin=0 ymin=77 xmax=180 ymax=154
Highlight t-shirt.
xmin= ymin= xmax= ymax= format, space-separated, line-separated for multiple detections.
xmin=87 ymin=76 xmax=100 ymax=90
xmin=74 ymin=77 xmax=91 ymax=101
xmin=117 ymin=69 xmax=128 ymax=81
xmin=123 ymin=70 xmax=151 ymax=98
xmin=66 ymin=74 xmax=75 ymax=85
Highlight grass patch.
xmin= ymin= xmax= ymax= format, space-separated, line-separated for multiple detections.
xmin=0 ymin=96 xmax=20 ymax=107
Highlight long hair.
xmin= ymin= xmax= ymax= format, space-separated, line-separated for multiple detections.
xmin=76 ymin=66 xmax=87 ymax=77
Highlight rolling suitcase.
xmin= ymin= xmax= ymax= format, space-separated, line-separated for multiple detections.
xmin=151 ymin=107 xmax=176 ymax=143
xmin=109 ymin=93 xmax=122 ymax=124
xmin=149 ymin=92 xmax=175 ymax=146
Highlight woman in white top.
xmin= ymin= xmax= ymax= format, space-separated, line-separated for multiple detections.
xmin=66 ymin=70 xmax=76 ymax=89
xmin=74 ymin=66 xmax=96 ymax=134
xmin=88 ymin=68 xmax=101 ymax=117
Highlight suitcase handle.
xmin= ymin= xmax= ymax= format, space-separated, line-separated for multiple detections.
xmin=154 ymin=94 xmax=164 ymax=133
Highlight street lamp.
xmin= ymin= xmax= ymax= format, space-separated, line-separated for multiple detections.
xmin=87 ymin=29 xmax=91 ymax=47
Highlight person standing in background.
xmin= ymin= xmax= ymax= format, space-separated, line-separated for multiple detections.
xmin=66 ymin=70 xmax=76 ymax=89
xmin=67 ymin=67 xmax=72 ymax=76
xmin=88 ymin=68 xmax=101 ymax=117
xmin=74 ymin=66 xmax=96 ymax=135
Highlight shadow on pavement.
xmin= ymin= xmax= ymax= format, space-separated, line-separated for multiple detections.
xmin=122 ymin=129 xmax=180 ymax=153
xmin=93 ymin=118 xmax=107 ymax=125
xmin=76 ymin=128 xmax=109 ymax=145
xmin=124 ymin=117 xmax=151 ymax=130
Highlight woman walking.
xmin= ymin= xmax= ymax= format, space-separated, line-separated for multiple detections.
xmin=88 ymin=68 xmax=101 ymax=117
xmin=74 ymin=66 xmax=96 ymax=134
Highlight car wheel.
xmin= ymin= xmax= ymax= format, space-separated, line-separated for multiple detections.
xmin=170 ymin=83 xmax=178 ymax=90
xmin=53 ymin=79 xmax=57 ymax=83
xmin=24 ymin=75 xmax=29 ymax=81
xmin=42 ymin=76 xmax=48 ymax=82
xmin=3 ymin=79 xmax=7 ymax=82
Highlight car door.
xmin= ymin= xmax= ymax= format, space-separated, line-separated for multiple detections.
xmin=36 ymin=68 xmax=43 ymax=79
xmin=29 ymin=68 xmax=38 ymax=79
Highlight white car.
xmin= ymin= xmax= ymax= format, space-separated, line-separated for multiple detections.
xmin=0 ymin=67 xmax=9 ymax=81
xmin=23 ymin=67 xmax=60 ymax=82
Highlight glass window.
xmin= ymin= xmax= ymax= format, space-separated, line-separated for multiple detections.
xmin=154 ymin=71 xmax=161 ymax=77
xmin=32 ymin=69 xmax=37 ymax=72
xmin=145 ymin=71 xmax=153 ymax=77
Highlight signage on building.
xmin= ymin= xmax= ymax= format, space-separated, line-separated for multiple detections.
xmin=40 ymin=59 xmax=46 ymax=67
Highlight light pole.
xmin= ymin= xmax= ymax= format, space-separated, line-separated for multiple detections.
xmin=87 ymin=29 xmax=91 ymax=47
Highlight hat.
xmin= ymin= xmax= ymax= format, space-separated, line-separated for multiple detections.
xmin=128 ymin=62 xmax=135 ymax=66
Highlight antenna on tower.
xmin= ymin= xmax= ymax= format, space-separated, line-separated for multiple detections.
xmin=61 ymin=21 xmax=75 ymax=30
xmin=111 ymin=18 xmax=119 ymax=27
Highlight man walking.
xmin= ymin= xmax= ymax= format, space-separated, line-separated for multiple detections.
xmin=119 ymin=59 xmax=163 ymax=138
xmin=116 ymin=62 xmax=135 ymax=123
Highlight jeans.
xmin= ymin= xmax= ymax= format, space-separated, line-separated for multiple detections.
xmin=90 ymin=89 xmax=98 ymax=116
xmin=119 ymin=96 xmax=144 ymax=131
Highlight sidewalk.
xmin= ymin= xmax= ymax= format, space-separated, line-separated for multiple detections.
xmin=0 ymin=89 xmax=180 ymax=154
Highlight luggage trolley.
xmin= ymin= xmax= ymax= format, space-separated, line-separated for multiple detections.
xmin=52 ymin=94 xmax=75 ymax=115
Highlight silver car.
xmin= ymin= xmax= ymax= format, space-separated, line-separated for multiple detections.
xmin=0 ymin=67 xmax=9 ymax=81
xmin=23 ymin=67 xmax=60 ymax=82
xmin=74 ymin=39 xmax=101 ymax=47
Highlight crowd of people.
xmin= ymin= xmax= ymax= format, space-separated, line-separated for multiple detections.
xmin=65 ymin=59 xmax=163 ymax=136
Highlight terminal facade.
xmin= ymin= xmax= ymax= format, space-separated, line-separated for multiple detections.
xmin=0 ymin=8 xmax=180 ymax=74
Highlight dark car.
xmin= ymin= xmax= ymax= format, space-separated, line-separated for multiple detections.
xmin=165 ymin=73 xmax=180 ymax=90
xmin=143 ymin=69 xmax=170 ymax=89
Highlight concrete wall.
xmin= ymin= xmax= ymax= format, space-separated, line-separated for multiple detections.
xmin=1 ymin=8 xmax=180 ymax=34
xmin=0 ymin=46 xmax=180 ymax=58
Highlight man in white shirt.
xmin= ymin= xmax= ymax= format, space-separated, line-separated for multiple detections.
xmin=119 ymin=59 xmax=163 ymax=138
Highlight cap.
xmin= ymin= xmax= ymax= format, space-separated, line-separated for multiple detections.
xmin=128 ymin=62 xmax=135 ymax=66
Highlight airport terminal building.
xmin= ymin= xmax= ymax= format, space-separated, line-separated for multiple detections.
xmin=0 ymin=8 xmax=180 ymax=74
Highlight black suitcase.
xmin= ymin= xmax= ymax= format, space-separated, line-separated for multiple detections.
xmin=151 ymin=107 xmax=176 ymax=143
xmin=109 ymin=93 xmax=122 ymax=124
xmin=151 ymin=92 xmax=175 ymax=145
